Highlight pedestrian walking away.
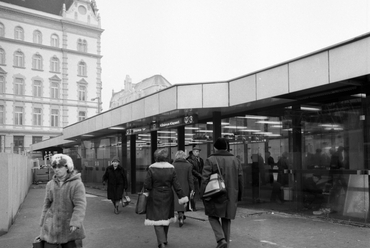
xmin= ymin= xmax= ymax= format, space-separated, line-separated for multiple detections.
xmin=201 ymin=138 xmax=243 ymax=248
xmin=144 ymin=148 xmax=189 ymax=248
xmin=102 ymin=156 xmax=128 ymax=214
xmin=172 ymin=150 xmax=194 ymax=227
xmin=38 ymin=154 xmax=87 ymax=248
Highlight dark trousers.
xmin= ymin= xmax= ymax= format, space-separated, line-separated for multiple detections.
xmin=44 ymin=240 xmax=77 ymax=248
xmin=154 ymin=225 xmax=169 ymax=245
xmin=208 ymin=216 xmax=231 ymax=243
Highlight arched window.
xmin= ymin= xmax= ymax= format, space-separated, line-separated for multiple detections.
xmin=78 ymin=61 xmax=87 ymax=76
xmin=51 ymin=34 xmax=59 ymax=47
xmin=14 ymin=50 xmax=24 ymax=67
xmin=0 ymin=22 xmax=4 ymax=37
xmin=77 ymin=39 xmax=87 ymax=52
xmin=33 ymin=30 xmax=42 ymax=44
xmin=32 ymin=53 xmax=43 ymax=70
xmin=14 ymin=26 xmax=24 ymax=40
xmin=0 ymin=48 xmax=5 ymax=64
xmin=50 ymin=56 xmax=60 ymax=72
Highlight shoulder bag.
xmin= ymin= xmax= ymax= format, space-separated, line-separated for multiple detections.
xmin=202 ymin=161 xmax=227 ymax=198
xmin=135 ymin=187 xmax=148 ymax=214
xmin=32 ymin=236 xmax=44 ymax=248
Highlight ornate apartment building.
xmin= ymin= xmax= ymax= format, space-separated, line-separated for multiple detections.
xmin=0 ymin=0 xmax=103 ymax=153
xmin=110 ymin=75 xmax=171 ymax=109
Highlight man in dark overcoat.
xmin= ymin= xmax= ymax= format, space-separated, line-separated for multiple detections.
xmin=201 ymin=138 xmax=243 ymax=248
xmin=187 ymin=146 xmax=204 ymax=211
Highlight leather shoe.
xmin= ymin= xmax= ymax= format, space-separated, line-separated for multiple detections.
xmin=179 ymin=218 xmax=184 ymax=227
xmin=158 ymin=243 xmax=166 ymax=248
xmin=216 ymin=239 xmax=227 ymax=248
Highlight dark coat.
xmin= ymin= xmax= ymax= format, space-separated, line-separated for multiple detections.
xmin=102 ymin=164 xmax=128 ymax=201
xmin=144 ymin=162 xmax=189 ymax=226
xmin=173 ymin=158 xmax=194 ymax=212
xmin=40 ymin=172 xmax=86 ymax=244
xmin=187 ymin=154 xmax=204 ymax=187
xmin=201 ymin=150 xmax=243 ymax=219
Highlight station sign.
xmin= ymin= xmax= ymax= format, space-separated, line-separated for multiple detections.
xmin=159 ymin=114 xmax=198 ymax=129
xmin=126 ymin=125 xmax=150 ymax=135
xmin=126 ymin=114 xmax=198 ymax=135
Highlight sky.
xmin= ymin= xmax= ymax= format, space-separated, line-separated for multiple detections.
xmin=96 ymin=0 xmax=370 ymax=112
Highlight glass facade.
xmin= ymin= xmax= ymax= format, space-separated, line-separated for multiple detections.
xmin=64 ymin=87 xmax=370 ymax=224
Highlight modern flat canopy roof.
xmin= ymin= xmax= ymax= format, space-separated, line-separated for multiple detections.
xmin=32 ymin=31 xmax=370 ymax=151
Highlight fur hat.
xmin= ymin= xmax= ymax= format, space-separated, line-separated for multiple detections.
xmin=214 ymin=138 xmax=228 ymax=150
xmin=51 ymin=154 xmax=74 ymax=172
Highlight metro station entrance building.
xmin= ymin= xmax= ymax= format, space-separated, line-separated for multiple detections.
xmin=32 ymin=33 xmax=370 ymax=224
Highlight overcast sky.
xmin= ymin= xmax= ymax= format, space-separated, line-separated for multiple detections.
xmin=97 ymin=0 xmax=370 ymax=111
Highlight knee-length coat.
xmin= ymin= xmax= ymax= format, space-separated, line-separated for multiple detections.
xmin=144 ymin=162 xmax=189 ymax=226
xmin=39 ymin=172 xmax=86 ymax=244
xmin=201 ymin=150 xmax=244 ymax=219
xmin=173 ymin=158 xmax=194 ymax=212
xmin=102 ymin=163 xmax=128 ymax=201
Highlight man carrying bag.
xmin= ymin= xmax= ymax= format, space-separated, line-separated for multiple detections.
xmin=201 ymin=138 xmax=243 ymax=248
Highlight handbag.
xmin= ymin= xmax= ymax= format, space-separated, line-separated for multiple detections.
xmin=135 ymin=188 xmax=148 ymax=214
xmin=122 ymin=190 xmax=131 ymax=207
xmin=32 ymin=236 xmax=44 ymax=248
xmin=202 ymin=161 xmax=227 ymax=198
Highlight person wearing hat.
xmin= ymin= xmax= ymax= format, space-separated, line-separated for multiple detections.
xmin=201 ymin=138 xmax=243 ymax=248
xmin=186 ymin=145 xmax=204 ymax=211
xmin=39 ymin=154 xmax=86 ymax=248
xmin=102 ymin=156 xmax=128 ymax=214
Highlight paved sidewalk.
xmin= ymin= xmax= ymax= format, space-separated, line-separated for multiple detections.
xmin=1 ymin=183 xmax=369 ymax=248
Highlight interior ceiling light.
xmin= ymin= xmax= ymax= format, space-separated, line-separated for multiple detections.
xmin=185 ymin=127 xmax=200 ymax=130
xmin=224 ymin=126 xmax=248 ymax=129
xmin=240 ymin=129 xmax=261 ymax=132
xmin=352 ymin=93 xmax=366 ymax=98
xmin=239 ymin=115 xmax=269 ymax=119
xmin=158 ymin=131 xmax=176 ymax=134
xmin=256 ymin=121 xmax=282 ymax=125
xmin=271 ymin=125 xmax=283 ymax=128
xmin=109 ymin=126 xmax=125 ymax=130
xmin=319 ymin=124 xmax=340 ymax=128
xmin=206 ymin=122 xmax=230 ymax=125
xmin=285 ymin=106 xmax=321 ymax=111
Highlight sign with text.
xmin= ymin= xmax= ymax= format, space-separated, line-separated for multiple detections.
xmin=159 ymin=115 xmax=198 ymax=129
xmin=126 ymin=126 xmax=150 ymax=135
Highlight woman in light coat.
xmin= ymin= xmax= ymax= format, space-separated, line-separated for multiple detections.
xmin=39 ymin=154 xmax=86 ymax=248
xmin=144 ymin=149 xmax=189 ymax=248
xmin=172 ymin=150 xmax=194 ymax=227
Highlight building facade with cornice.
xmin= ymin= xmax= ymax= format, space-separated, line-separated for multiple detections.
xmin=0 ymin=0 xmax=103 ymax=153
xmin=109 ymin=75 xmax=171 ymax=109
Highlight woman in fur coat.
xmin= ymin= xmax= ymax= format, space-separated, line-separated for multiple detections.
xmin=144 ymin=149 xmax=189 ymax=248
xmin=39 ymin=154 xmax=86 ymax=248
